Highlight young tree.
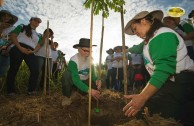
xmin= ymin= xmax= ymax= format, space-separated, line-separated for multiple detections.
xmin=84 ymin=0 xmax=128 ymax=95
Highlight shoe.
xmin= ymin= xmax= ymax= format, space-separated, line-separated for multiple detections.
xmin=28 ymin=91 xmax=37 ymax=96
xmin=61 ymin=97 xmax=72 ymax=106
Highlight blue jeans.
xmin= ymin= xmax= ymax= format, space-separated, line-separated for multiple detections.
xmin=6 ymin=44 xmax=39 ymax=93
xmin=0 ymin=55 xmax=10 ymax=77
xmin=36 ymin=56 xmax=52 ymax=90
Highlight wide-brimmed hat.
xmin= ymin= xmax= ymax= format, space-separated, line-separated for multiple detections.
xmin=113 ymin=46 xmax=122 ymax=52
xmin=30 ymin=17 xmax=42 ymax=23
xmin=73 ymin=38 xmax=97 ymax=49
xmin=125 ymin=10 xmax=164 ymax=35
xmin=106 ymin=48 xmax=114 ymax=54
xmin=0 ymin=10 xmax=18 ymax=25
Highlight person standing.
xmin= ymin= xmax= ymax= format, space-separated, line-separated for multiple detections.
xmin=51 ymin=42 xmax=59 ymax=80
xmin=111 ymin=46 xmax=124 ymax=91
xmin=6 ymin=17 xmax=42 ymax=95
xmin=0 ymin=10 xmax=18 ymax=77
xmin=123 ymin=10 xmax=194 ymax=125
xmin=105 ymin=48 xmax=114 ymax=89
xmin=35 ymin=28 xmax=54 ymax=90
xmin=163 ymin=16 xmax=194 ymax=60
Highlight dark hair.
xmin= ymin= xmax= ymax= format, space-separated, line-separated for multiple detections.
xmin=54 ymin=42 xmax=58 ymax=46
xmin=43 ymin=28 xmax=54 ymax=45
xmin=188 ymin=10 xmax=194 ymax=18
xmin=21 ymin=24 xmax=33 ymax=38
xmin=43 ymin=28 xmax=54 ymax=36
xmin=144 ymin=15 xmax=164 ymax=43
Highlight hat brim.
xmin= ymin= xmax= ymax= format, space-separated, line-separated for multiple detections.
xmin=0 ymin=10 xmax=18 ymax=25
xmin=73 ymin=44 xmax=97 ymax=49
xmin=106 ymin=50 xmax=114 ymax=54
xmin=125 ymin=10 xmax=163 ymax=35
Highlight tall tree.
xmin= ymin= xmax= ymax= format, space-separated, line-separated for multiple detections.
xmin=84 ymin=0 xmax=128 ymax=95
xmin=84 ymin=0 xmax=109 ymax=81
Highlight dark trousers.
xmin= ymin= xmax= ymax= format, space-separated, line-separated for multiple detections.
xmin=6 ymin=45 xmax=39 ymax=93
xmin=187 ymin=46 xmax=194 ymax=61
xmin=106 ymin=69 xmax=112 ymax=89
xmin=144 ymin=71 xmax=194 ymax=125
xmin=0 ymin=55 xmax=10 ymax=77
xmin=61 ymin=71 xmax=97 ymax=97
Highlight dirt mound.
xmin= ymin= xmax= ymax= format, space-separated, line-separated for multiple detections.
xmin=0 ymin=90 xmax=182 ymax=126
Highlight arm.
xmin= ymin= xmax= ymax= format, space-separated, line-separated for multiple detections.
xmin=128 ymin=42 xmax=144 ymax=54
xmin=123 ymin=32 xmax=178 ymax=117
xmin=148 ymin=32 xmax=177 ymax=88
xmin=68 ymin=61 xmax=101 ymax=100
xmin=10 ymin=25 xmax=31 ymax=54
xmin=68 ymin=60 xmax=89 ymax=93
xmin=182 ymin=23 xmax=194 ymax=40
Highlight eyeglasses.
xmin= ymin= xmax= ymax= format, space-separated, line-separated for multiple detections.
xmin=81 ymin=48 xmax=90 ymax=53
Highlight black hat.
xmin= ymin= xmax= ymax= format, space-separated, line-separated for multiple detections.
xmin=106 ymin=48 xmax=114 ymax=54
xmin=188 ymin=10 xmax=194 ymax=18
xmin=73 ymin=38 xmax=97 ymax=48
xmin=0 ymin=10 xmax=18 ymax=25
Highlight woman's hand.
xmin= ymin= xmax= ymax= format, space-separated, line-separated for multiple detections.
xmin=123 ymin=84 xmax=158 ymax=117
xmin=96 ymin=80 xmax=102 ymax=90
xmin=19 ymin=46 xmax=32 ymax=55
xmin=123 ymin=94 xmax=147 ymax=117
xmin=91 ymin=89 xmax=100 ymax=100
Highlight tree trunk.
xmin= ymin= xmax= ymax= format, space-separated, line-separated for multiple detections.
xmin=98 ymin=16 xmax=104 ymax=80
xmin=88 ymin=0 xmax=94 ymax=126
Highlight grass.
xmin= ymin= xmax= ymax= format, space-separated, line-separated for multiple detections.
xmin=0 ymin=61 xmax=65 ymax=94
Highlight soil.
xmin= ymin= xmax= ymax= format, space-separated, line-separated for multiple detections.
xmin=0 ymin=90 xmax=182 ymax=126
xmin=0 ymin=90 xmax=128 ymax=126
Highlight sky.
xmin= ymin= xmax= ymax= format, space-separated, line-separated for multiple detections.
xmin=1 ymin=0 xmax=194 ymax=64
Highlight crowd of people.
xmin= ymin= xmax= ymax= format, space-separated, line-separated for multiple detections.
xmin=0 ymin=10 xmax=67 ymax=95
xmin=1 ymin=8 xmax=194 ymax=125
xmin=105 ymin=46 xmax=149 ymax=92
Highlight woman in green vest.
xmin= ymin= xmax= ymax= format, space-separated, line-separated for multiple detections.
xmin=123 ymin=10 xmax=194 ymax=125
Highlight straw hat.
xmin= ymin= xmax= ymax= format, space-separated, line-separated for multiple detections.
xmin=0 ymin=10 xmax=18 ymax=25
xmin=73 ymin=38 xmax=97 ymax=49
xmin=125 ymin=10 xmax=163 ymax=35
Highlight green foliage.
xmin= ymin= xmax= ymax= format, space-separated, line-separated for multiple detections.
xmin=0 ymin=61 xmax=65 ymax=94
xmin=84 ymin=0 xmax=125 ymax=18
xmin=95 ymin=63 xmax=107 ymax=81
